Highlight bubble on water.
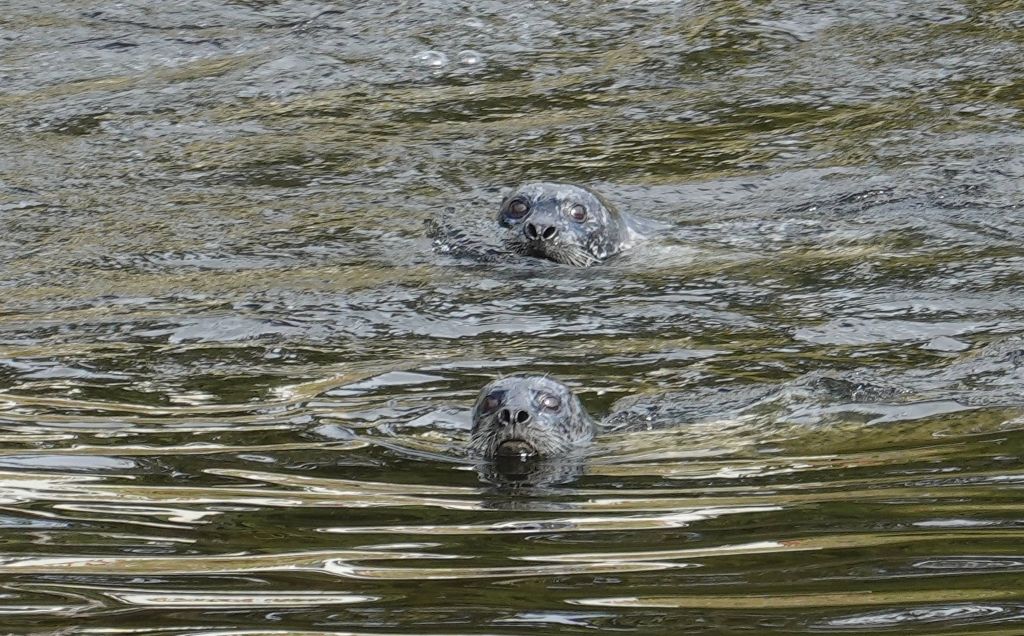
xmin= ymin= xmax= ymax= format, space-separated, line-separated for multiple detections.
xmin=414 ymin=50 xmax=448 ymax=68
xmin=463 ymin=17 xmax=485 ymax=29
xmin=457 ymin=50 xmax=483 ymax=66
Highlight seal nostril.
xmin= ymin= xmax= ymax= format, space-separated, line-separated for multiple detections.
xmin=498 ymin=408 xmax=512 ymax=426
xmin=525 ymin=223 xmax=558 ymax=242
xmin=515 ymin=410 xmax=531 ymax=424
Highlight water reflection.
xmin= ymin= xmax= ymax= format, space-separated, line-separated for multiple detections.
xmin=476 ymin=454 xmax=588 ymax=488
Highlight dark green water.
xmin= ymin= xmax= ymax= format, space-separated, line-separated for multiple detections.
xmin=2 ymin=1 xmax=1024 ymax=634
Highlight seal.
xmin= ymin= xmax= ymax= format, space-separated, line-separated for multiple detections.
xmin=468 ymin=374 xmax=596 ymax=459
xmin=497 ymin=182 xmax=644 ymax=266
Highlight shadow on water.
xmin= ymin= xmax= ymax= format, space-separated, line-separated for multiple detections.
xmin=2 ymin=0 xmax=1024 ymax=633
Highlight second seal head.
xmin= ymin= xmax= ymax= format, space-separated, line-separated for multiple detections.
xmin=497 ymin=182 xmax=642 ymax=266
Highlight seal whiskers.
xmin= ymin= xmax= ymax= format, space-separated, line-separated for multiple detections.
xmin=501 ymin=236 xmax=600 ymax=267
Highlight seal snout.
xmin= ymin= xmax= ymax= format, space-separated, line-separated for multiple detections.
xmin=498 ymin=407 xmax=532 ymax=427
xmin=524 ymin=222 xmax=558 ymax=242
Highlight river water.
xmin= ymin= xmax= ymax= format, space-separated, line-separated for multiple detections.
xmin=2 ymin=1 xmax=1024 ymax=634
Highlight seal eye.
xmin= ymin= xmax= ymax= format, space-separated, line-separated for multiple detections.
xmin=481 ymin=391 xmax=504 ymax=414
xmin=539 ymin=394 xmax=561 ymax=411
xmin=568 ymin=204 xmax=587 ymax=223
xmin=506 ymin=198 xmax=530 ymax=219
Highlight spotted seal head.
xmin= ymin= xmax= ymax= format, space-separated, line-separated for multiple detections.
xmin=498 ymin=182 xmax=638 ymax=267
xmin=469 ymin=374 xmax=596 ymax=460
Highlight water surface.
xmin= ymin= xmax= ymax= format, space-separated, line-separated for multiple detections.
xmin=2 ymin=1 xmax=1024 ymax=633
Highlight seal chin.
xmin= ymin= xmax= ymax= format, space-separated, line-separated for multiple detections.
xmin=522 ymin=241 xmax=597 ymax=267
xmin=495 ymin=439 xmax=537 ymax=459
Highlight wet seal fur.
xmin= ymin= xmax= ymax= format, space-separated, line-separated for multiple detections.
xmin=498 ymin=182 xmax=646 ymax=266
xmin=469 ymin=374 xmax=596 ymax=460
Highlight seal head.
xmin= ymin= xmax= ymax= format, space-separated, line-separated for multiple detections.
xmin=498 ymin=182 xmax=634 ymax=266
xmin=469 ymin=374 xmax=596 ymax=459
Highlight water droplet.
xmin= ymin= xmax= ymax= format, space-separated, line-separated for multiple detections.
xmin=414 ymin=50 xmax=448 ymax=68
xmin=457 ymin=50 xmax=483 ymax=66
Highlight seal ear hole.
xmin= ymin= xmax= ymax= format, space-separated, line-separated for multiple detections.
xmin=568 ymin=204 xmax=587 ymax=222
xmin=539 ymin=393 xmax=561 ymax=411
xmin=506 ymin=198 xmax=530 ymax=219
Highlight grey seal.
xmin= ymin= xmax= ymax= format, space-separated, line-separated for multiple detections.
xmin=498 ymin=182 xmax=646 ymax=266
xmin=468 ymin=374 xmax=596 ymax=459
